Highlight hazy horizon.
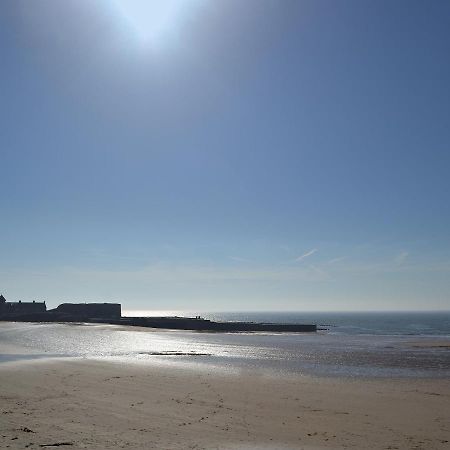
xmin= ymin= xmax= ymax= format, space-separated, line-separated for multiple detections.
xmin=1 ymin=0 xmax=449 ymax=311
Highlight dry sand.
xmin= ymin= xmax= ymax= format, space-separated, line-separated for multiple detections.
xmin=0 ymin=359 xmax=449 ymax=449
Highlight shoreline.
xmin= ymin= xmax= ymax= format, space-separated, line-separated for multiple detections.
xmin=1 ymin=358 xmax=449 ymax=449
xmin=1 ymin=321 xmax=450 ymax=380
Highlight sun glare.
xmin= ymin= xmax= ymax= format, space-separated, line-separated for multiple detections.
xmin=110 ymin=0 xmax=203 ymax=48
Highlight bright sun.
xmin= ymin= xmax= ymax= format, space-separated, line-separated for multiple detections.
xmin=111 ymin=0 xmax=204 ymax=48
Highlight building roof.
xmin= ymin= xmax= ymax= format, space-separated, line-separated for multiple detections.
xmin=0 ymin=294 xmax=6 ymax=303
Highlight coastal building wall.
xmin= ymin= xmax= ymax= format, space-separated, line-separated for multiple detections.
xmin=0 ymin=295 xmax=47 ymax=317
xmin=52 ymin=303 xmax=121 ymax=319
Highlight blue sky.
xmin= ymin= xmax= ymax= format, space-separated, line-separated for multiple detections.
xmin=1 ymin=0 xmax=449 ymax=310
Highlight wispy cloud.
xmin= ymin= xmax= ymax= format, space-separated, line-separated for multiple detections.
xmin=229 ymin=256 xmax=250 ymax=263
xmin=327 ymin=256 xmax=346 ymax=265
xmin=308 ymin=264 xmax=327 ymax=277
xmin=295 ymin=248 xmax=317 ymax=262
xmin=394 ymin=251 xmax=409 ymax=265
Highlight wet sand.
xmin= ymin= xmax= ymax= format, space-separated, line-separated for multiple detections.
xmin=0 ymin=359 xmax=449 ymax=449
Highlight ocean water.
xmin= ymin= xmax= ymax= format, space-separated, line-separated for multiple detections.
xmin=1 ymin=311 xmax=450 ymax=379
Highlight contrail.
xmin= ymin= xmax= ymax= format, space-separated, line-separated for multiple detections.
xmin=295 ymin=248 xmax=317 ymax=262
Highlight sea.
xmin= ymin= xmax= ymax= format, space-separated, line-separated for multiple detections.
xmin=1 ymin=311 xmax=449 ymax=379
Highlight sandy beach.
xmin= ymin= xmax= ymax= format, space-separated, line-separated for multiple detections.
xmin=0 ymin=358 xmax=449 ymax=450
